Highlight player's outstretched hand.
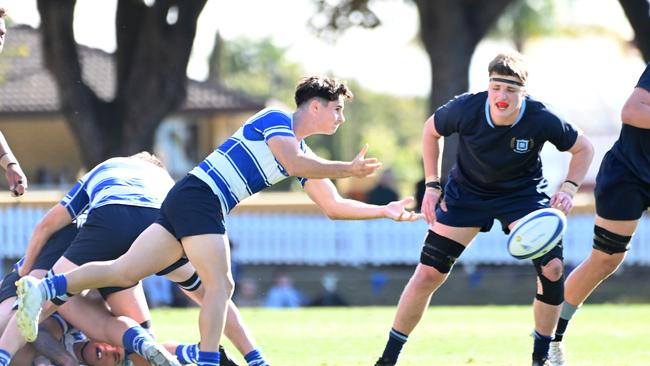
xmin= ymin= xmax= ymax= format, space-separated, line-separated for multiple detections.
xmin=383 ymin=197 xmax=424 ymax=221
xmin=421 ymin=188 xmax=442 ymax=225
xmin=6 ymin=164 xmax=27 ymax=197
xmin=550 ymin=191 xmax=573 ymax=215
xmin=349 ymin=144 xmax=382 ymax=178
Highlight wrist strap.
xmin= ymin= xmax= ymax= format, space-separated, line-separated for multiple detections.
xmin=0 ymin=152 xmax=18 ymax=170
xmin=560 ymin=181 xmax=579 ymax=197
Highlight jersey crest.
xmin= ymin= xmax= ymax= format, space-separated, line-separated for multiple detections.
xmin=511 ymin=137 xmax=534 ymax=154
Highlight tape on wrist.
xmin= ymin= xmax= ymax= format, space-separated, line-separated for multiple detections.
xmin=559 ymin=181 xmax=579 ymax=197
xmin=0 ymin=153 xmax=18 ymax=170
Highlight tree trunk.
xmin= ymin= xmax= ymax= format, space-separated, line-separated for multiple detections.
xmin=37 ymin=0 xmax=207 ymax=168
xmin=618 ymin=0 xmax=650 ymax=62
xmin=414 ymin=0 xmax=516 ymax=184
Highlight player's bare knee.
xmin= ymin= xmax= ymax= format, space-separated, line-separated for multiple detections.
xmin=419 ymin=230 xmax=465 ymax=275
xmin=596 ymin=252 xmax=624 ymax=275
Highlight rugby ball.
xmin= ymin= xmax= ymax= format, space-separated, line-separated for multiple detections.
xmin=507 ymin=208 xmax=567 ymax=260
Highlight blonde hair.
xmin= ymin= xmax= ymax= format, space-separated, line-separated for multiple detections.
xmin=129 ymin=151 xmax=164 ymax=168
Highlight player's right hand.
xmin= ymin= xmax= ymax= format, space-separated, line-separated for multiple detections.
xmin=422 ymin=188 xmax=442 ymax=225
xmin=349 ymin=144 xmax=382 ymax=178
xmin=6 ymin=164 xmax=27 ymax=197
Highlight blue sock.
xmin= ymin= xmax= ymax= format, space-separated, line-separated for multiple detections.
xmin=198 ymin=350 xmax=220 ymax=366
xmin=175 ymin=343 xmax=199 ymax=364
xmin=380 ymin=328 xmax=408 ymax=363
xmin=533 ymin=330 xmax=553 ymax=360
xmin=0 ymin=349 xmax=10 ymax=366
xmin=122 ymin=326 xmax=154 ymax=355
xmin=41 ymin=274 xmax=68 ymax=300
xmin=244 ymin=349 xmax=270 ymax=366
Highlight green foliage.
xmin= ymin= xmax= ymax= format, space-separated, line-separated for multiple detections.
xmin=152 ymin=304 xmax=650 ymax=365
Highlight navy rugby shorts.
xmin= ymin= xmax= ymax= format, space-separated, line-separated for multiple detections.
xmin=63 ymin=204 xmax=159 ymax=297
xmin=436 ymin=178 xmax=550 ymax=234
xmin=595 ymin=151 xmax=650 ymax=221
xmin=156 ymin=174 xmax=226 ymax=241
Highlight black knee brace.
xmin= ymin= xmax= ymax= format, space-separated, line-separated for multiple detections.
xmin=534 ymin=261 xmax=564 ymax=306
xmin=593 ymin=225 xmax=631 ymax=254
xmin=175 ymin=272 xmax=202 ymax=292
xmin=420 ymin=230 xmax=465 ymax=273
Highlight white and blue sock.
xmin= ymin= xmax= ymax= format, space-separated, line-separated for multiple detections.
xmin=245 ymin=349 xmax=270 ymax=366
xmin=122 ymin=326 xmax=155 ymax=356
xmin=198 ymin=350 xmax=220 ymax=366
xmin=40 ymin=274 xmax=68 ymax=300
xmin=175 ymin=343 xmax=199 ymax=364
xmin=0 ymin=349 xmax=11 ymax=366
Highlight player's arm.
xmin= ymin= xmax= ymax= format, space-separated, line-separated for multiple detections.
xmin=550 ymin=134 xmax=594 ymax=214
xmin=268 ymin=136 xmax=381 ymax=178
xmin=0 ymin=131 xmax=27 ymax=197
xmin=18 ymin=203 xmax=73 ymax=276
xmin=421 ymin=115 xmax=444 ymax=225
xmin=32 ymin=318 xmax=79 ymax=366
xmin=304 ymin=178 xmax=422 ymax=221
xmin=621 ymin=86 xmax=650 ymax=129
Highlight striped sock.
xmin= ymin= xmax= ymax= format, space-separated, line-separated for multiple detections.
xmin=41 ymin=274 xmax=68 ymax=300
xmin=0 ymin=349 xmax=11 ymax=366
xmin=380 ymin=328 xmax=408 ymax=364
xmin=198 ymin=350 xmax=220 ymax=366
xmin=122 ymin=326 xmax=154 ymax=355
xmin=244 ymin=349 xmax=270 ymax=366
xmin=175 ymin=343 xmax=199 ymax=364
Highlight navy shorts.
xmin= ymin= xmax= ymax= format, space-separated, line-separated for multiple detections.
xmin=438 ymin=178 xmax=550 ymax=233
xmin=156 ymin=174 xmax=226 ymax=240
xmin=34 ymin=224 xmax=79 ymax=271
xmin=0 ymin=271 xmax=19 ymax=303
xmin=63 ymin=204 xmax=159 ymax=298
xmin=595 ymin=151 xmax=650 ymax=221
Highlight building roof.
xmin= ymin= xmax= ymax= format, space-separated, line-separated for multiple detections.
xmin=0 ymin=25 xmax=263 ymax=116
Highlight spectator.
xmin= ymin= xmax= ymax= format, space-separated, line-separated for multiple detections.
xmin=367 ymin=168 xmax=399 ymax=205
xmin=235 ymin=278 xmax=262 ymax=307
xmin=264 ymin=273 xmax=303 ymax=308
xmin=310 ymin=272 xmax=348 ymax=306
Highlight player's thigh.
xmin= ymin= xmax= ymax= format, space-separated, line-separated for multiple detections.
xmin=105 ymin=283 xmax=151 ymax=325
xmin=181 ymin=234 xmax=231 ymax=287
xmin=595 ymin=215 xmax=639 ymax=237
xmin=431 ymin=222 xmax=479 ymax=246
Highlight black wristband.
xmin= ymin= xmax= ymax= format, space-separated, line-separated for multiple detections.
xmin=425 ymin=181 xmax=441 ymax=190
xmin=564 ymin=180 xmax=579 ymax=187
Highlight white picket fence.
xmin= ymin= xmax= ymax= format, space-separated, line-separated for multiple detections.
xmin=1 ymin=204 xmax=649 ymax=266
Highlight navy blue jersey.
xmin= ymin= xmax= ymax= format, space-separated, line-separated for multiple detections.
xmin=434 ymin=92 xmax=578 ymax=195
xmin=610 ymin=63 xmax=650 ymax=183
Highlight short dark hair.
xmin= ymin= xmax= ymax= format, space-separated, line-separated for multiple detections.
xmin=488 ymin=52 xmax=528 ymax=85
xmin=130 ymin=151 xmax=164 ymax=168
xmin=294 ymin=76 xmax=353 ymax=107
xmin=0 ymin=8 xmax=6 ymax=19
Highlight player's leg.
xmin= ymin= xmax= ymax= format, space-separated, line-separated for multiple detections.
xmin=165 ymin=262 xmax=269 ymax=365
xmin=375 ymin=222 xmax=479 ymax=366
xmin=182 ymin=233 xmax=234 ymax=366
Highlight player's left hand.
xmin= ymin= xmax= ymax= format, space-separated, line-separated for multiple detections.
xmin=550 ymin=191 xmax=573 ymax=215
xmin=6 ymin=164 xmax=27 ymax=197
xmin=384 ymin=197 xmax=424 ymax=221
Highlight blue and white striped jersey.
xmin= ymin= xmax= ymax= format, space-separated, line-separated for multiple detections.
xmin=61 ymin=158 xmax=174 ymax=220
xmin=190 ymin=108 xmax=309 ymax=214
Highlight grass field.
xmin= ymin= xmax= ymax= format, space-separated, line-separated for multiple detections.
xmin=151 ymin=304 xmax=650 ymax=366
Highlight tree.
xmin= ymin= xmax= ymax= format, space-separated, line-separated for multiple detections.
xmin=36 ymin=0 xmax=207 ymax=167
xmin=618 ymin=0 xmax=650 ymax=62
